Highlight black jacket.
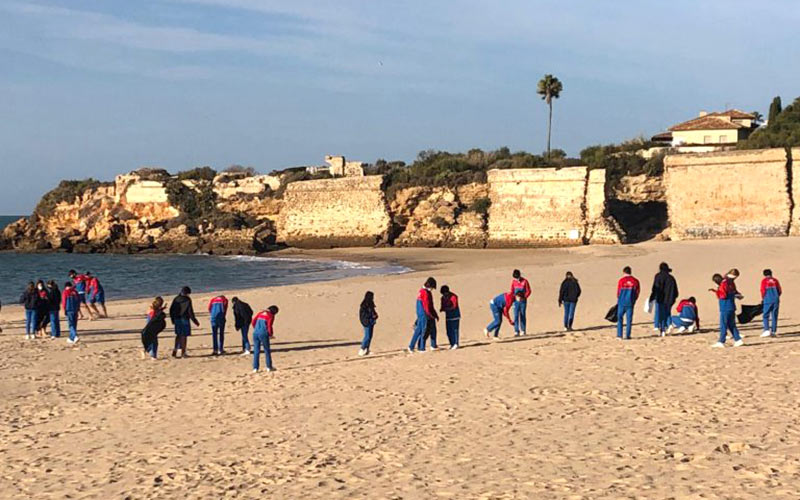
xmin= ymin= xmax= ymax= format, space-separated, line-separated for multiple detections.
xmin=558 ymin=278 xmax=582 ymax=304
xmin=142 ymin=310 xmax=167 ymax=348
xmin=359 ymin=302 xmax=377 ymax=327
xmin=169 ymin=294 xmax=196 ymax=324
xmin=233 ymin=300 xmax=253 ymax=331
xmin=47 ymin=287 xmax=61 ymax=312
xmin=20 ymin=289 xmax=39 ymax=310
xmin=650 ymin=271 xmax=679 ymax=305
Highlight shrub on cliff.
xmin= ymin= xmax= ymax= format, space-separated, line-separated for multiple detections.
xmin=468 ymin=197 xmax=491 ymax=215
xmin=581 ymin=139 xmax=665 ymax=186
xmin=33 ymin=179 xmax=110 ymax=218
xmin=176 ymin=166 xmax=217 ymax=181
xmin=165 ymin=179 xmax=217 ymax=219
xmin=222 ymin=165 xmax=258 ymax=177
xmin=738 ymin=97 xmax=800 ymax=149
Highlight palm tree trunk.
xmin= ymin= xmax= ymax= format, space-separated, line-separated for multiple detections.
xmin=546 ymin=100 xmax=553 ymax=159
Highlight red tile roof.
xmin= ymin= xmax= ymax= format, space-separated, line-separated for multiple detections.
xmin=669 ymin=115 xmax=745 ymax=132
xmin=710 ymin=109 xmax=755 ymax=119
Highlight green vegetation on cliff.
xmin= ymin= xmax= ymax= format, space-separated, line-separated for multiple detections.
xmin=738 ymin=96 xmax=800 ymax=149
xmin=368 ymin=147 xmax=580 ymax=199
xmin=33 ymin=179 xmax=111 ymax=218
xmin=580 ymin=139 xmax=665 ymax=185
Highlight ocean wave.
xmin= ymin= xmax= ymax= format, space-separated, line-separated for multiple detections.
xmin=220 ymin=254 xmax=373 ymax=270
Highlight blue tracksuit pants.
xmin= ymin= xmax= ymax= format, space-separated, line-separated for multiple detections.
xmin=617 ymin=305 xmax=633 ymax=339
xmin=409 ymin=314 xmax=428 ymax=351
xmin=361 ymin=324 xmax=375 ymax=350
xmin=513 ymin=300 xmax=527 ymax=334
xmin=252 ymin=332 xmax=273 ymax=370
xmin=421 ymin=321 xmax=437 ymax=350
xmin=66 ymin=311 xmax=79 ymax=341
xmin=718 ymin=311 xmax=741 ymax=343
xmin=563 ymin=302 xmax=577 ymax=329
xmin=240 ymin=323 xmax=251 ymax=352
xmin=49 ymin=311 xmax=61 ymax=337
xmin=655 ymin=303 xmax=671 ymax=332
xmin=763 ymin=302 xmax=779 ymax=333
xmin=211 ymin=320 xmax=225 ymax=352
xmin=446 ymin=319 xmax=460 ymax=346
xmin=671 ymin=316 xmax=693 ymax=328
xmin=487 ymin=304 xmax=503 ymax=337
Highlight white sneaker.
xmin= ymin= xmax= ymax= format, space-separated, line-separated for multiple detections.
xmin=407 ymin=348 xmax=416 ymax=354
xmin=659 ymin=331 xmax=666 ymax=337
xmin=521 ymin=331 xmax=527 ymax=336
xmin=653 ymin=327 xmax=660 ymax=332
xmin=252 ymin=369 xmax=258 ymax=374
xmin=760 ymin=330 xmax=772 ymax=338
xmin=711 ymin=342 xmax=725 ymax=348
xmin=483 ymin=329 xmax=489 ymax=339
xmin=734 ymin=339 xmax=744 ymax=347
xmin=240 ymin=350 xmax=249 ymax=357
xmin=357 ymin=349 xmax=365 ymax=357
xmin=67 ymin=338 xmax=78 ymax=344
xmin=450 ymin=344 xmax=459 ymax=350
xmin=265 ymin=367 xmax=274 ymax=372
xmin=677 ymin=326 xmax=686 ymax=334
xmin=364 ymin=349 xmax=370 ymax=356
xmin=687 ymin=325 xmax=696 ymax=333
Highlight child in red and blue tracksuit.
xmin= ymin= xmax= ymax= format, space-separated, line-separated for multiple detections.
xmin=69 ymin=270 xmax=90 ymax=319
xmin=484 ymin=291 xmax=518 ymax=339
xmin=208 ymin=295 xmax=229 ymax=355
xmin=408 ymin=278 xmax=438 ymax=352
xmin=440 ymin=285 xmax=460 ymax=349
xmin=251 ymin=306 xmax=279 ymax=372
xmin=670 ymin=297 xmax=699 ymax=333
xmin=62 ymin=282 xmax=81 ymax=343
xmin=616 ymin=267 xmax=640 ymax=339
xmin=760 ymin=269 xmax=782 ymax=337
xmin=510 ymin=270 xmax=532 ymax=336
xmin=87 ymin=274 xmax=107 ymax=318
xmin=713 ymin=272 xmax=743 ymax=347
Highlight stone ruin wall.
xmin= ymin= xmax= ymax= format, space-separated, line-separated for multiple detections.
xmin=486 ymin=167 xmax=621 ymax=247
xmin=664 ymin=148 xmax=792 ymax=240
xmin=279 ymin=176 xmax=391 ymax=248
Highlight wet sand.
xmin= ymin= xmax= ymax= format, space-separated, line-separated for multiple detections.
xmin=2 ymin=238 xmax=800 ymax=499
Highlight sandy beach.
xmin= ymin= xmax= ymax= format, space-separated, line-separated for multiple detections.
xmin=2 ymin=238 xmax=800 ymax=499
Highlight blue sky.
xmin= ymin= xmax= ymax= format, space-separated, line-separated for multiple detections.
xmin=1 ymin=0 xmax=798 ymax=213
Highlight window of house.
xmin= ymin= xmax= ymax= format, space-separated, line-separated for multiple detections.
xmin=719 ymin=135 xmax=727 ymax=143
xmin=704 ymin=135 xmax=712 ymax=144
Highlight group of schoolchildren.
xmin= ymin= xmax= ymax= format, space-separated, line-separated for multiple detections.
xmin=613 ymin=263 xmax=782 ymax=347
xmin=140 ymin=287 xmax=280 ymax=373
xmin=18 ymin=270 xmax=106 ymax=343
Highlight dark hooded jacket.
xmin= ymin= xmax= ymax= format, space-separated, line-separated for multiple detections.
xmin=169 ymin=294 xmax=196 ymax=324
xmin=650 ymin=270 xmax=679 ymax=306
xmin=141 ymin=310 xmax=167 ymax=348
xmin=233 ymin=300 xmax=254 ymax=331
xmin=558 ymin=278 xmax=582 ymax=304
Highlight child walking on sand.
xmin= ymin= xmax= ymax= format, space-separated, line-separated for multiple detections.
xmin=358 ymin=291 xmax=378 ymax=357
xmin=252 ymin=305 xmax=279 ymax=373
xmin=63 ymin=282 xmax=81 ymax=344
xmin=169 ymin=287 xmax=200 ymax=358
xmin=440 ymin=285 xmax=460 ymax=349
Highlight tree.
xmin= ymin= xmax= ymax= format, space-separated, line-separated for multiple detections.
xmin=537 ymin=74 xmax=563 ymax=159
xmin=751 ymin=111 xmax=763 ymax=124
xmin=768 ymin=96 xmax=783 ymax=125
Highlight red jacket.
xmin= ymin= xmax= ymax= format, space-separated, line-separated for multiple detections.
xmin=252 ymin=310 xmax=275 ymax=337
xmin=417 ymin=288 xmax=438 ymax=320
xmin=510 ymin=278 xmax=532 ymax=299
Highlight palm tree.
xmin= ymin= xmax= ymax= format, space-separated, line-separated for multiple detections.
xmin=537 ymin=74 xmax=563 ymax=159
xmin=751 ymin=111 xmax=763 ymax=125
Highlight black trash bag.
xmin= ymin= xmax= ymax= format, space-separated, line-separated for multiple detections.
xmin=737 ymin=303 xmax=764 ymax=324
xmin=605 ymin=304 xmax=618 ymax=323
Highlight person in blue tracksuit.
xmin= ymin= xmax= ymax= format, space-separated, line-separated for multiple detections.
xmin=710 ymin=270 xmax=744 ymax=348
xmin=669 ymin=297 xmax=700 ymax=333
xmin=408 ymin=277 xmax=438 ymax=353
xmin=760 ymin=269 xmax=782 ymax=337
xmin=484 ymin=291 xmax=520 ymax=339
xmin=358 ymin=291 xmax=378 ymax=356
xmin=510 ymin=270 xmax=532 ymax=336
xmin=46 ymin=280 xmax=61 ymax=339
xmin=208 ymin=295 xmax=229 ymax=355
xmin=558 ymin=272 xmax=582 ymax=331
xmin=169 ymin=287 xmax=200 ymax=358
xmin=616 ymin=266 xmax=641 ymax=340
xmin=439 ymin=285 xmax=461 ymax=349
xmin=251 ymin=305 xmax=279 ymax=373
xmin=232 ymin=297 xmax=254 ymax=355
xmin=62 ymin=282 xmax=81 ymax=344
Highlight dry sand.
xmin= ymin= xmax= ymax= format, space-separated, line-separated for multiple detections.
xmin=2 ymin=238 xmax=800 ymax=499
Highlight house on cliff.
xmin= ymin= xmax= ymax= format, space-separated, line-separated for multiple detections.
xmin=651 ymin=110 xmax=759 ymax=154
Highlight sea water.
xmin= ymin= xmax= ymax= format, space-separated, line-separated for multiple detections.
xmin=0 ymin=252 xmax=409 ymax=305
